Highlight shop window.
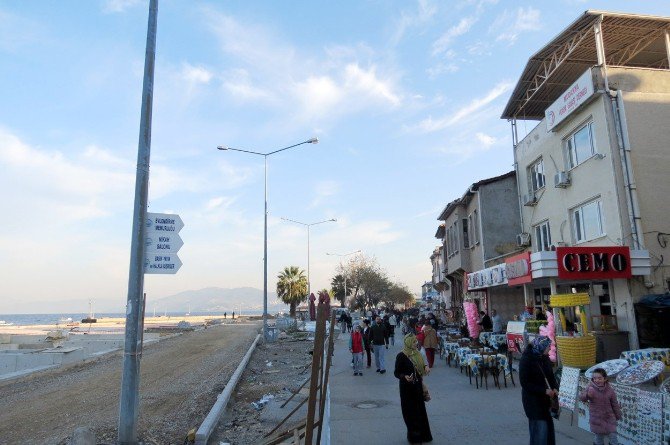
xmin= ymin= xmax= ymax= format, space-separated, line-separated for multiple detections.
xmin=528 ymin=158 xmax=545 ymax=192
xmin=572 ymin=198 xmax=604 ymax=243
xmin=566 ymin=121 xmax=597 ymax=168
xmin=533 ymin=220 xmax=552 ymax=252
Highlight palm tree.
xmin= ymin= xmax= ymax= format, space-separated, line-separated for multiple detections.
xmin=276 ymin=266 xmax=308 ymax=317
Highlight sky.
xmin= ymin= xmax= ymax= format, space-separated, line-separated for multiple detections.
xmin=2 ymin=0 xmax=670 ymax=313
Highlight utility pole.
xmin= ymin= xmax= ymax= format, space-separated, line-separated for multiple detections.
xmin=118 ymin=1 xmax=158 ymax=443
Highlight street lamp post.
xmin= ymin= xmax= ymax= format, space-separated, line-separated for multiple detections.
xmin=217 ymin=138 xmax=319 ymax=341
xmin=326 ymin=250 xmax=361 ymax=307
xmin=281 ymin=218 xmax=337 ymax=299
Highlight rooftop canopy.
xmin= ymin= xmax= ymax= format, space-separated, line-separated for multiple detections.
xmin=502 ymin=10 xmax=670 ymax=120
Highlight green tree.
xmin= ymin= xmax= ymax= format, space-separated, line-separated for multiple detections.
xmin=330 ymin=274 xmax=347 ymax=308
xmin=276 ymin=266 xmax=308 ymax=317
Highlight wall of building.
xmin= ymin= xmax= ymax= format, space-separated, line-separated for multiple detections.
xmin=613 ymin=68 xmax=670 ymax=294
xmin=479 ymin=175 xmax=521 ymax=263
xmin=515 ymin=91 xmax=624 ymax=249
xmin=488 ymin=286 xmax=526 ymax=326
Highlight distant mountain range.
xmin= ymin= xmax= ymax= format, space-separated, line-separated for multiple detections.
xmin=152 ymin=287 xmax=285 ymax=313
xmin=0 ymin=287 xmax=287 ymax=315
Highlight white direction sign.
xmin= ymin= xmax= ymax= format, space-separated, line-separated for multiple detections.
xmin=144 ymin=212 xmax=184 ymax=274
xmin=144 ymin=253 xmax=183 ymax=274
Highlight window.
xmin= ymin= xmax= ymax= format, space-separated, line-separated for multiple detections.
xmin=462 ymin=218 xmax=469 ymax=248
xmin=566 ymin=121 xmax=596 ymax=168
xmin=573 ymin=199 xmax=604 ymax=242
xmin=533 ymin=221 xmax=552 ymax=251
xmin=470 ymin=210 xmax=480 ymax=245
xmin=528 ymin=158 xmax=545 ymax=192
xmin=533 ymin=288 xmax=551 ymax=312
xmin=446 ymin=223 xmax=459 ymax=257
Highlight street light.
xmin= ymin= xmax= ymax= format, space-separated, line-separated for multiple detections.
xmin=281 ymin=217 xmax=337 ymax=299
xmin=217 ymin=137 xmax=319 ymax=341
xmin=326 ymin=250 xmax=361 ymax=308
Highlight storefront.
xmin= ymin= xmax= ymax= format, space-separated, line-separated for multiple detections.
xmin=465 ymin=258 xmax=527 ymax=325
xmin=527 ymin=246 xmax=651 ymax=353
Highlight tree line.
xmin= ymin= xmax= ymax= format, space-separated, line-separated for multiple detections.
xmin=276 ymin=254 xmax=414 ymax=316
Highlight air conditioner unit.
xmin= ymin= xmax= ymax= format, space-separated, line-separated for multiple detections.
xmin=554 ymin=171 xmax=571 ymax=188
xmin=516 ymin=232 xmax=531 ymax=247
xmin=523 ymin=193 xmax=537 ymax=206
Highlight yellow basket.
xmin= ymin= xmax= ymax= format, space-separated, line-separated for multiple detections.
xmin=555 ymin=335 xmax=596 ymax=369
xmin=550 ymin=293 xmax=590 ymax=307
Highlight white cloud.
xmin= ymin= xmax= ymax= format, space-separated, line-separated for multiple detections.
xmin=103 ymin=0 xmax=142 ymax=14
xmin=490 ymin=7 xmax=542 ymax=44
xmin=392 ymin=0 xmax=438 ymax=45
xmin=205 ymin=11 xmax=403 ymax=124
xmin=432 ymin=16 xmax=478 ymax=56
xmin=411 ymin=81 xmax=512 ymax=132
xmin=344 ymin=64 xmax=401 ymax=107
xmin=222 ymin=68 xmax=274 ymax=102
xmin=476 ymin=132 xmax=496 ymax=147
xmin=181 ymin=63 xmax=213 ymax=84
xmin=311 ymin=180 xmax=341 ymax=207
xmin=426 ymin=62 xmax=460 ymax=79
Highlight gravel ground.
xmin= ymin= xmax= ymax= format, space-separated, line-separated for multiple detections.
xmin=209 ymin=332 xmax=315 ymax=445
xmin=0 ymin=320 xmax=260 ymax=445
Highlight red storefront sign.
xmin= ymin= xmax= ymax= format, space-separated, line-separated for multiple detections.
xmin=505 ymin=252 xmax=532 ymax=286
xmin=556 ymin=246 xmax=632 ymax=280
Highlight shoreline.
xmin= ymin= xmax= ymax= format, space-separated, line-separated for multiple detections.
xmin=0 ymin=314 xmax=258 ymax=336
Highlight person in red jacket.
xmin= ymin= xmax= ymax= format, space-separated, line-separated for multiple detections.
xmin=579 ymin=368 xmax=622 ymax=445
xmin=349 ymin=324 xmax=365 ymax=376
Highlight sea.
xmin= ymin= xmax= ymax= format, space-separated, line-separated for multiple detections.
xmin=0 ymin=310 xmax=265 ymax=326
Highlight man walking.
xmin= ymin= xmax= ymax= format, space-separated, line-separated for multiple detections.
xmin=371 ymin=316 xmax=389 ymax=374
xmin=388 ymin=312 xmax=397 ymax=346
xmin=362 ymin=319 xmax=373 ymax=368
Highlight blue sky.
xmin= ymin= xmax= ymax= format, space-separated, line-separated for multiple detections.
xmin=2 ymin=0 xmax=669 ymax=313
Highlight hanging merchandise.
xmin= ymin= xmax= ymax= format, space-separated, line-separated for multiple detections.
xmin=539 ymin=311 xmax=557 ymax=362
xmin=463 ymin=301 xmax=480 ymax=339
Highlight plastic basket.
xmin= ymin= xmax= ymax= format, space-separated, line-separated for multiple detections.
xmin=555 ymin=335 xmax=596 ymax=369
xmin=550 ymin=293 xmax=590 ymax=307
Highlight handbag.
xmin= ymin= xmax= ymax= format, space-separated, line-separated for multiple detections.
xmin=422 ymin=381 xmax=431 ymax=402
xmin=537 ymin=363 xmax=560 ymax=419
xmin=405 ymin=352 xmax=431 ymax=402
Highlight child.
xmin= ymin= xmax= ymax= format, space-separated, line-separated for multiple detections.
xmin=349 ymin=324 xmax=365 ymax=376
xmin=579 ymin=368 xmax=622 ymax=445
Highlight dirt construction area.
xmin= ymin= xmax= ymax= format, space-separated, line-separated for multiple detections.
xmin=0 ymin=320 xmax=261 ymax=445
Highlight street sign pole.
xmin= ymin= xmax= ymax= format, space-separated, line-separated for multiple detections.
xmin=118 ymin=1 xmax=157 ymax=443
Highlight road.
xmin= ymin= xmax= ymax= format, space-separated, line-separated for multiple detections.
xmin=0 ymin=321 xmax=260 ymax=445
xmin=329 ymin=334 xmax=593 ymax=444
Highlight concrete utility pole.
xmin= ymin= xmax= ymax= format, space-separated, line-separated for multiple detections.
xmin=118 ymin=1 xmax=158 ymax=443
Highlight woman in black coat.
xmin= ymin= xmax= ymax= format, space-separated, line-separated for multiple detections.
xmin=519 ymin=336 xmax=558 ymax=445
xmin=394 ymin=333 xmax=432 ymax=444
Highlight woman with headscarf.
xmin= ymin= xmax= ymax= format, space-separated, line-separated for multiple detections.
xmin=519 ymin=336 xmax=558 ymax=445
xmin=394 ymin=333 xmax=433 ymax=444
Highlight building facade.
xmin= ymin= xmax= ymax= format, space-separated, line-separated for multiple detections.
xmin=501 ymin=11 xmax=669 ymax=349
xmin=435 ymin=172 xmax=524 ymax=322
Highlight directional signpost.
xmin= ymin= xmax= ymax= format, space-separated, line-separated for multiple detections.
xmin=144 ymin=212 xmax=183 ymax=274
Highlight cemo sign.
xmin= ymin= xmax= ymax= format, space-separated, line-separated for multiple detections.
xmin=556 ymin=246 xmax=632 ymax=280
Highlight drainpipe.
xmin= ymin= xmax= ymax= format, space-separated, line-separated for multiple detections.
xmin=511 ymin=119 xmax=526 ymax=238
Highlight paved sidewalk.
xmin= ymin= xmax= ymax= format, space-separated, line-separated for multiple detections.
xmin=329 ymin=333 xmax=593 ymax=444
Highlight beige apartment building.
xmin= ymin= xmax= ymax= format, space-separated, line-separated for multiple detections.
xmin=501 ymin=11 xmax=670 ymax=351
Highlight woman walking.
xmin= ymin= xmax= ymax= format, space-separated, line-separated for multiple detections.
xmin=519 ymin=336 xmax=558 ymax=445
xmin=394 ymin=333 xmax=433 ymax=444
xmin=421 ymin=323 xmax=439 ymax=368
